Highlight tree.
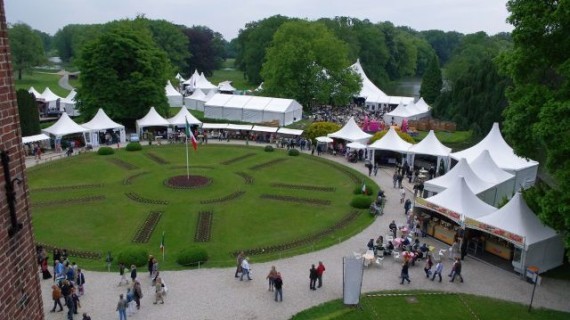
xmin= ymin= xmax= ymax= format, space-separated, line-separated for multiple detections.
xmin=8 ymin=23 xmax=46 ymax=79
xmin=500 ymin=0 xmax=570 ymax=254
xmin=137 ymin=18 xmax=189 ymax=72
xmin=16 ymin=89 xmax=40 ymax=136
xmin=53 ymin=24 xmax=103 ymax=64
xmin=76 ymin=20 xmax=171 ymax=122
xmin=420 ymin=30 xmax=463 ymax=66
xmin=420 ymin=55 xmax=442 ymax=104
xmin=183 ymin=26 xmax=225 ymax=76
xmin=260 ymin=21 xmax=361 ymax=107
xmin=304 ymin=122 xmax=341 ymax=142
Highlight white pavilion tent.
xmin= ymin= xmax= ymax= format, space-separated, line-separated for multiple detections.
xmin=22 ymin=133 xmax=50 ymax=144
xmin=424 ymin=158 xmax=498 ymax=205
xmin=81 ymin=108 xmax=126 ymax=146
xmin=451 ymin=123 xmax=539 ymax=190
xmin=183 ymin=70 xmax=200 ymax=91
xmin=385 ymin=103 xmax=417 ymax=125
xmin=472 ymin=193 xmax=564 ymax=274
xmin=165 ymin=80 xmax=183 ymax=107
xmin=184 ymin=88 xmax=207 ymax=111
xmin=40 ymin=87 xmax=63 ymax=111
xmin=135 ymin=107 xmax=171 ymax=136
xmin=367 ymin=127 xmax=412 ymax=163
xmin=327 ymin=116 xmax=372 ymax=142
xmin=196 ymin=72 xmax=218 ymax=94
xmin=218 ymin=81 xmax=236 ymax=93
xmin=408 ymin=130 xmax=451 ymax=174
xmin=413 ymin=97 xmax=431 ymax=116
xmin=252 ymin=125 xmax=278 ymax=133
xmin=61 ymin=90 xmax=79 ymax=116
xmin=223 ymin=95 xmax=252 ymax=121
xmin=42 ymin=112 xmax=88 ymax=147
xmin=175 ymin=73 xmax=185 ymax=82
xmin=468 ymin=150 xmax=516 ymax=205
xmin=202 ymin=123 xmax=228 ymax=130
xmin=167 ymin=106 xmax=202 ymax=127
xmin=277 ymin=128 xmax=303 ymax=136
xmin=28 ymin=86 xmax=42 ymax=98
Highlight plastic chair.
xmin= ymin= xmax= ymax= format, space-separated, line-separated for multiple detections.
xmin=375 ymin=257 xmax=384 ymax=267
xmin=393 ymin=251 xmax=401 ymax=262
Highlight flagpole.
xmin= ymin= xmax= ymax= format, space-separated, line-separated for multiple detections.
xmin=185 ymin=116 xmax=190 ymax=179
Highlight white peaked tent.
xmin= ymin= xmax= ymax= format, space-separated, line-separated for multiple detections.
xmin=61 ymin=90 xmax=79 ymax=116
xmin=386 ymin=103 xmax=416 ymax=125
xmin=42 ymin=112 xmax=87 ymax=138
xmin=28 ymin=86 xmax=42 ymax=98
xmin=218 ymin=80 xmax=236 ymax=93
xmin=469 ymin=150 xmax=516 ymax=205
xmin=167 ymin=107 xmax=202 ymax=127
xmin=474 ymin=193 xmax=564 ymax=273
xmin=424 ymin=158 xmax=497 ymax=205
xmin=81 ymin=108 xmax=126 ymax=146
xmin=451 ymin=123 xmax=539 ymax=190
xmin=417 ymin=176 xmax=497 ymax=226
xmin=413 ymin=97 xmax=431 ymax=115
xmin=328 ymin=116 xmax=372 ymax=142
xmin=183 ymin=70 xmax=200 ymax=91
xmin=184 ymin=88 xmax=207 ymax=111
xmin=165 ymin=80 xmax=183 ymax=107
xmin=408 ymin=130 xmax=451 ymax=174
xmin=175 ymin=73 xmax=185 ymax=82
xmin=136 ymin=107 xmax=170 ymax=136
xmin=40 ymin=87 xmax=63 ymax=110
xmin=368 ymin=127 xmax=412 ymax=153
xmin=196 ymin=72 xmax=218 ymax=94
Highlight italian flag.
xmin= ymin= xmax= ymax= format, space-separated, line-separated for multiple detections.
xmin=185 ymin=118 xmax=198 ymax=151
xmin=160 ymin=231 xmax=165 ymax=252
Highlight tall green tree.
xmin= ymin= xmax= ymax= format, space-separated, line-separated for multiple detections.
xmin=420 ymin=55 xmax=442 ymax=104
xmin=53 ymin=24 xmax=103 ymax=64
xmin=183 ymin=26 xmax=225 ymax=76
xmin=16 ymin=89 xmax=40 ymax=136
xmin=420 ymin=30 xmax=463 ymax=66
xmin=76 ymin=20 xmax=171 ymax=122
xmin=501 ymin=0 xmax=570 ymax=253
xmin=137 ymin=18 xmax=189 ymax=73
xmin=260 ymin=21 xmax=360 ymax=107
xmin=8 ymin=23 xmax=46 ymax=79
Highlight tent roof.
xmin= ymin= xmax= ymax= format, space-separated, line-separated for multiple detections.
xmin=205 ymin=94 xmax=302 ymax=113
xmin=183 ymin=70 xmax=199 ymax=85
xmin=252 ymin=125 xmax=278 ymax=133
xmin=29 ymin=86 xmax=42 ymax=98
xmin=165 ymin=80 xmax=182 ymax=97
xmin=218 ymin=81 xmax=236 ymax=92
xmin=451 ymin=123 xmax=538 ymax=171
xmin=347 ymin=141 xmax=367 ymax=149
xmin=196 ymin=73 xmax=217 ymax=90
xmin=82 ymin=108 xmax=125 ymax=131
xmin=224 ymin=95 xmax=253 ymax=109
xmin=244 ymin=96 xmax=272 ymax=110
xmin=469 ymin=150 xmax=515 ymax=184
xmin=424 ymin=176 xmax=497 ymax=222
xmin=206 ymin=93 xmax=233 ymax=106
xmin=22 ymin=133 xmax=50 ymax=144
xmin=175 ymin=73 xmax=185 ymax=82
xmin=425 ymin=158 xmax=495 ymax=194
xmin=351 ymin=59 xmax=387 ymax=99
xmin=42 ymin=112 xmax=88 ymax=136
xmin=167 ymin=107 xmax=202 ymax=126
xmin=227 ymin=124 xmax=252 ymax=130
xmin=478 ymin=193 xmax=558 ymax=247
xmin=188 ymin=88 xmax=207 ymax=101
xmin=414 ymin=97 xmax=431 ymax=113
xmin=316 ymin=136 xmax=333 ymax=143
xmin=61 ymin=90 xmax=77 ymax=104
xmin=264 ymin=98 xmax=301 ymax=112
xmin=41 ymin=87 xmax=63 ymax=102
xmin=136 ymin=107 xmax=170 ymax=127
xmin=386 ymin=103 xmax=416 ymax=118
xmin=277 ymin=128 xmax=303 ymax=136
xmin=409 ymin=130 xmax=451 ymax=157
xmin=367 ymin=127 xmax=412 ymax=152
xmin=202 ymin=123 xmax=228 ymax=129
xmin=328 ymin=116 xmax=372 ymax=142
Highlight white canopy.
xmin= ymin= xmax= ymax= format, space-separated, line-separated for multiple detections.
xmin=183 ymin=70 xmax=200 ymax=87
xmin=184 ymin=88 xmax=207 ymax=111
xmin=60 ymin=90 xmax=80 ymax=116
xmin=316 ymin=136 xmax=333 ymax=143
xmin=414 ymin=97 xmax=431 ymax=114
xmin=202 ymin=123 xmax=228 ymax=129
xmin=136 ymin=107 xmax=170 ymax=134
xmin=424 ymin=158 xmax=495 ymax=197
xmin=167 ymin=107 xmax=202 ymax=126
xmin=42 ymin=112 xmax=88 ymax=137
xmin=327 ymin=116 xmax=371 ymax=142
xmin=82 ymin=108 xmax=125 ymax=131
xmin=277 ymin=128 xmax=303 ymax=136
xmin=28 ymin=86 xmax=42 ymax=98
xmin=227 ymin=124 xmax=252 ymax=131
xmin=218 ymin=80 xmax=236 ymax=92
xmin=165 ymin=80 xmax=183 ymax=107
xmin=175 ymin=73 xmax=185 ymax=82
xmin=367 ymin=127 xmax=412 ymax=153
xmin=346 ymin=141 xmax=367 ymax=150
xmin=252 ymin=125 xmax=278 ymax=133
xmin=40 ymin=87 xmax=63 ymax=102
xmin=22 ymin=133 xmax=50 ymax=144
xmin=196 ymin=72 xmax=218 ymax=91
xmin=409 ymin=130 xmax=451 ymax=157
xmin=419 ymin=176 xmax=496 ymax=225
xmin=469 ymin=150 xmax=515 ymax=186
xmin=60 ymin=90 xmax=76 ymax=104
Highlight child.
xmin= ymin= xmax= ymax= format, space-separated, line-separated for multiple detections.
xmin=400 ymin=186 xmax=406 ymax=204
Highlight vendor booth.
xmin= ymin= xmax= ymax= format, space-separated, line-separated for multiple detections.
xmin=81 ymin=108 xmax=126 ymax=147
xmin=136 ymin=107 xmax=171 ymax=139
xmin=468 ymin=150 xmax=516 ymax=206
xmin=367 ymin=127 xmax=412 ymax=166
xmin=408 ymin=130 xmax=451 ymax=175
xmin=165 ymin=80 xmax=183 ymax=107
xmin=327 ymin=116 xmax=372 ymax=142
xmin=42 ymin=112 xmax=88 ymax=151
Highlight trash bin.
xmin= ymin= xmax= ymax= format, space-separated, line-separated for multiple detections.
xmin=526 ymin=266 xmax=539 ymax=284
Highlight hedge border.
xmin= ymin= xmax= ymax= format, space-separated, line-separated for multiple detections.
xmin=220 ymin=153 xmax=256 ymax=165
xmin=249 ymin=158 xmax=287 ymax=170
xmin=260 ymin=194 xmax=331 ymax=206
xmin=123 ymin=172 xmax=150 ymax=185
xmin=125 ymin=192 xmax=168 ymax=205
xmin=194 ymin=210 xmax=213 ymax=242
xmin=144 ymin=152 xmax=170 ymax=165
xmin=132 ymin=211 xmax=162 ymax=243
xmin=31 ymin=183 xmax=104 ymax=193
xmin=32 ymin=195 xmax=106 ymax=208
xmin=235 ymin=172 xmax=254 ymax=184
xmin=200 ymin=191 xmax=246 ymax=204
xmin=270 ymin=183 xmax=335 ymax=192
xmin=107 ymin=158 xmax=138 ymax=170
xmin=36 ymin=242 xmax=102 ymax=260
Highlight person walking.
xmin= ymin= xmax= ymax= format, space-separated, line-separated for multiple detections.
xmin=309 ymin=264 xmax=318 ymax=290
xmin=400 ymin=260 xmax=411 ymax=285
xmin=153 ymin=277 xmax=165 ymax=304
xmin=76 ymin=268 xmax=85 ymax=296
xmin=392 ymin=171 xmax=398 ymax=188
xmin=240 ymin=257 xmax=252 ymax=281
xmin=116 ymin=294 xmax=128 ymax=320
xmin=147 ymin=255 xmax=154 ymax=278
xmin=266 ymin=266 xmax=277 ymax=291
xmin=400 ymin=186 xmax=406 ymax=204
xmin=404 ymin=198 xmax=412 ymax=215
xmin=450 ymin=258 xmax=464 ymax=283
xmin=316 ymin=261 xmax=326 ymax=288
xmin=118 ymin=262 xmax=128 ymax=286
xmin=424 ymin=255 xmax=433 ymax=278
xmin=50 ymin=284 xmax=63 ymax=312
xmin=130 ymin=265 xmax=137 ymax=283
xmin=234 ymin=251 xmax=245 ymax=278
xmin=431 ymin=260 xmax=444 ymax=282
xmin=274 ymin=272 xmax=283 ymax=302
xmin=132 ymin=280 xmax=143 ymax=310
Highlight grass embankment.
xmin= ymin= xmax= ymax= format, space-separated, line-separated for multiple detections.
xmin=15 ymin=71 xmax=71 ymax=97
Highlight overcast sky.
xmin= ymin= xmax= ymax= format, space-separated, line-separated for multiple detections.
xmin=5 ymin=0 xmax=512 ymax=40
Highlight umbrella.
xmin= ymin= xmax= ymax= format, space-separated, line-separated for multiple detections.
xmin=316 ymin=136 xmax=333 ymax=143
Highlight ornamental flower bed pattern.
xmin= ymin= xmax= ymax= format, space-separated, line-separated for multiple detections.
xmin=200 ymin=191 xmax=246 ymax=204
xmin=164 ymin=175 xmax=212 ymax=189
xmin=31 ymin=183 xmax=104 ymax=192
xmin=125 ymin=192 xmax=168 ymax=205
xmin=249 ymin=158 xmax=288 ymax=170
xmin=107 ymin=158 xmax=139 ymax=170
xmin=220 ymin=153 xmax=256 ymax=165
xmin=132 ymin=211 xmax=162 ymax=243
xmin=144 ymin=152 xmax=170 ymax=165
xmin=270 ymin=183 xmax=335 ymax=192
xmin=235 ymin=172 xmax=254 ymax=184
xmin=123 ymin=172 xmax=150 ymax=185
xmin=32 ymin=195 xmax=106 ymax=208
xmin=309 ymin=157 xmax=361 ymax=185
xmin=260 ymin=194 xmax=331 ymax=206
xmin=194 ymin=210 xmax=213 ymax=242
xmin=36 ymin=242 xmax=102 ymax=260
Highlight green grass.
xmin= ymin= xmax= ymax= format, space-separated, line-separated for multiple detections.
xmin=14 ymin=71 xmax=71 ymax=97
xmin=291 ymin=291 xmax=569 ymax=320
xmin=27 ymin=145 xmax=376 ymax=271
xmin=208 ymin=58 xmax=256 ymax=91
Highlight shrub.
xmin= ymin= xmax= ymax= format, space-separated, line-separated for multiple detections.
xmin=97 ymin=147 xmax=115 ymax=155
xmin=117 ymin=247 xmax=148 ymax=267
xmin=126 ymin=142 xmax=142 ymax=152
xmin=305 ymin=121 xmax=341 ymax=143
xmin=176 ymin=247 xmax=208 ymax=266
xmin=264 ymin=145 xmax=274 ymax=152
xmin=353 ymin=183 xmax=375 ymax=196
xmin=288 ymin=149 xmax=300 ymax=156
xmin=350 ymin=195 xmax=374 ymax=209
xmin=369 ymin=129 xmax=416 ymax=144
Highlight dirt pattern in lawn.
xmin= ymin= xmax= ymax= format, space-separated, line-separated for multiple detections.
xmin=270 ymin=183 xmax=335 ymax=192
xmin=132 ymin=211 xmax=162 ymax=243
xmin=36 ymin=242 xmax=102 ymax=260
xmin=220 ymin=153 xmax=256 ymax=165
xmin=248 ymin=158 xmax=287 ymax=170
xmin=260 ymin=194 xmax=331 ymax=206
xmin=32 ymin=183 xmax=104 ymax=192
xmin=235 ymin=172 xmax=254 ymax=184
xmin=107 ymin=158 xmax=138 ymax=170
xmin=125 ymin=192 xmax=168 ymax=205
xmin=308 ymin=157 xmax=361 ymax=185
xmin=194 ymin=210 xmax=213 ymax=242
xmin=32 ymin=195 xmax=106 ymax=208
xmin=200 ymin=191 xmax=246 ymax=204
xmin=123 ymin=172 xmax=150 ymax=185
xmin=231 ymin=210 xmax=361 ymax=257
xmin=144 ymin=152 xmax=170 ymax=165
xmin=164 ymin=175 xmax=212 ymax=189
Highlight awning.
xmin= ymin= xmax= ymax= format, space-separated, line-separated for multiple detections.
xmin=277 ymin=128 xmax=303 ymax=136
xmin=202 ymin=123 xmax=228 ymax=129
xmin=22 ymin=133 xmax=50 ymax=144
xmin=252 ymin=125 xmax=279 ymax=133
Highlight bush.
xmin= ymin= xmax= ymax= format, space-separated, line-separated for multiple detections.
xmin=116 ymin=247 xmax=148 ymax=267
xmin=176 ymin=247 xmax=208 ymax=266
xmin=369 ymin=129 xmax=415 ymax=144
xmin=288 ymin=149 xmax=300 ymax=156
xmin=350 ymin=195 xmax=374 ymax=209
xmin=353 ymin=183 xmax=375 ymax=196
xmin=125 ymin=142 xmax=142 ymax=152
xmin=97 ymin=146 xmax=115 ymax=155
xmin=264 ymin=145 xmax=274 ymax=152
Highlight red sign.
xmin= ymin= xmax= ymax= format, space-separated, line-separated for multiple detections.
xmin=415 ymin=197 xmax=461 ymax=223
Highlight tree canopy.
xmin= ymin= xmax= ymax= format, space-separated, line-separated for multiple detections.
xmin=8 ymin=23 xmax=46 ymax=79
xmin=16 ymin=89 xmax=40 ymax=136
xmin=76 ymin=20 xmax=171 ymax=122
xmin=183 ymin=26 xmax=226 ymax=76
xmin=419 ymin=55 xmax=442 ymax=104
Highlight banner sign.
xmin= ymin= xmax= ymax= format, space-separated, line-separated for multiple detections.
xmin=415 ymin=197 xmax=461 ymax=223
xmin=465 ymin=217 xmax=525 ymax=246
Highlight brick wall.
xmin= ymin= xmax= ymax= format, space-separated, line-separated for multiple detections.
xmin=0 ymin=1 xmax=45 ymax=319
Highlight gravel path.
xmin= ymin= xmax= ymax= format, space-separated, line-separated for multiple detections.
xmin=33 ymin=141 xmax=570 ymax=319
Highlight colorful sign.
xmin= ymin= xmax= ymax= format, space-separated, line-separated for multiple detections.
xmin=415 ymin=197 xmax=461 ymax=223
xmin=465 ymin=217 xmax=525 ymax=246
